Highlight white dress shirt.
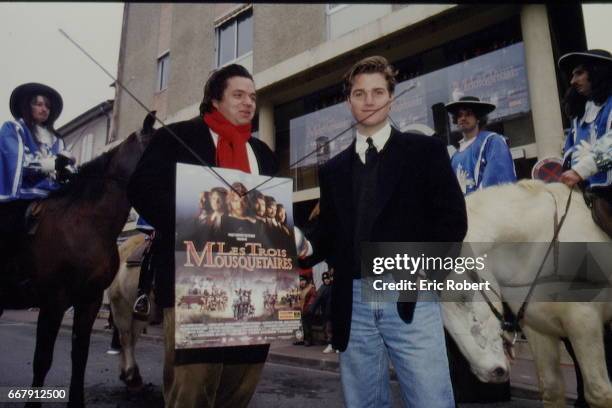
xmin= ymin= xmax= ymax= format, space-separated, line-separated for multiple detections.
xmin=355 ymin=122 xmax=392 ymax=164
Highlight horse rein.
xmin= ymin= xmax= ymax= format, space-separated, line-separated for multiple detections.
xmin=463 ymin=186 xmax=575 ymax=344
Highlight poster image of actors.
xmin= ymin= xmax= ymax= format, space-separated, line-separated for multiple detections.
xmin=174 ymin=164 xmax=301 ymax=349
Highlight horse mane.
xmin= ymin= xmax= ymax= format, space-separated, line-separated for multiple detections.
xmin=47 ymin=144 xmax=121 ymax=203
xmin=466 ymin=179 xmax=572 ymax=211
xmin=514 ymin=179 xmax=584 ymax=209
xmin=465 ymin=179 xmax=603 ymax=242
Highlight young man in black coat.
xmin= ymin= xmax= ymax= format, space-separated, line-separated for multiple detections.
xmin=304 ymin=56 xmax=467 ymax=407
xmin=128 ymin=64 xmax=277 ymax=408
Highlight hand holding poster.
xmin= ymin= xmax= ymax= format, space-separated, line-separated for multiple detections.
xmin=174 ymin=164 xmax=301 ymax=349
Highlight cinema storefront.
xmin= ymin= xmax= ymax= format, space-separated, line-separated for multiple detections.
xmin=251 ymin=4 xmax=587 ymax=227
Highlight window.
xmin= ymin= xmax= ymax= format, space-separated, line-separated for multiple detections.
xmin=277 ymin=18 xmax=532 ymax=192
xmin=156 ymin=52 xmax=170 ymax=92
xmin=216 ymin=9 xmax=253 ymax=66
xmin=79 ymin=133 xmax=94 ymax=164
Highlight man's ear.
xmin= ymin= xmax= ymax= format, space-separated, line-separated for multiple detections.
xmin=212 ymin=99 xmax=219 ymax=110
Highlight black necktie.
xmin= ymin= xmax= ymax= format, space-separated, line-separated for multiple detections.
xmin=365 ymin=137 xmax=378 ymax=167
xmin=354 ymin=137 xmax=380 ymax=275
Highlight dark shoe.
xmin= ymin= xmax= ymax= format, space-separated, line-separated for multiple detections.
xmin=133 ymin=294 xmax=150 ymax=320
xmin=293 ymin=341 xmax=304 ymax=346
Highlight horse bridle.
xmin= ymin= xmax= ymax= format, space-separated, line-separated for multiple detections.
xmin=463 ymin=187 xmax=574 ymax=345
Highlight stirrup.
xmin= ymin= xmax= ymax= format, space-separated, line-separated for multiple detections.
xmin=133 ymin=294 xmax=150 ymax=320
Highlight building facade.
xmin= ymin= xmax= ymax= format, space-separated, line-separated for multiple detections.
xmin=112 ymin=3 xmax=586 ymax=225
xmin=59 ymin=100 xmax=114 ymax=166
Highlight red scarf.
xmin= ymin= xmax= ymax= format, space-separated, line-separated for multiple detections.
xmin=203 ymin=109 xmax=252 ymax=173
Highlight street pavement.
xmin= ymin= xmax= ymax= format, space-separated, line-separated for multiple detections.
xmin=0 ymin=310 xmax=576 ymax=407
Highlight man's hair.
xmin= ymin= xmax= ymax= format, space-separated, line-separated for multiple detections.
xmin=199 ymin=64 xmax=254 ymax=115
xmin=210 ymin=187 xmax=228 ymax=196
xmin=265 ymin=195 xmax=276 ymax=206
xmin=19 ymin=94 xmax=56 ymax=134
xmin=562 ymin=62 xmax=612 ymax=119
xmin=249 ymin=190 xmax=265 ymax=205
xmin=228 ymin=182 xmax=251 ymax=215
xmin=450 ymin=108 xmax=488 ymax=129
xmin=343 ymin=56 xmax=397 ymax=97
xmin=230 ymin=182 xmax=248 ymax=196
xmin=199 ymin=191 xmax=211 ymax=211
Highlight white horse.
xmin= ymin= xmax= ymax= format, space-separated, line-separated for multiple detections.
xmin=442 ymin=179 xmax=612 ymax=408
xmin=108 ymin=233 xmax=155 ymax=390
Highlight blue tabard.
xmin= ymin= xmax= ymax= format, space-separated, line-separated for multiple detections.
xmin=0 ymin=119 xmax=64 ymax=202
xmin=136 ymin=215 xmax=154 ymax=233
xmin=450 ymin=131 xmax=517 ymax=196
xmin=563 ymin=95 xmax=612 ymax=188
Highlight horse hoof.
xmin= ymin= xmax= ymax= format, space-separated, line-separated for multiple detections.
xmin=126 ymin=375 xmax=143 ymax=391
xmin=123 ymin=366 xmax=143 ymax=391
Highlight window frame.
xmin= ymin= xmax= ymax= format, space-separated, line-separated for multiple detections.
xmin=326 ymin=4 xmax=348 ymax=14
xmin=215 ymin=8 xmax=253 ymax=67
xmin=156 ymin=51 xmax=170 ymax=92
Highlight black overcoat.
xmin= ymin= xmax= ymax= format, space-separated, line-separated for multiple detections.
xmin=307 ymin=128 xmax=467 ymax=351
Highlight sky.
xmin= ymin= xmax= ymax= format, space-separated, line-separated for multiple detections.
xmin=0 ymin=3 xmax=123 ymax=128
xmin=0 ymin=3 xmax=610 ymax=129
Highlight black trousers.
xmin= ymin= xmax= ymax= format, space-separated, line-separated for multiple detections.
xmin=137 ymin=237 xmax=155 ymax=295
xmin=0 ymin=200 xmax=35 ymax=307
xmin=0 ymin=200 xmax=31 ymax=269
xmin=0 ymin=200 xmax=31 ymax=234
xmin=301 ymin=313 xmax=313 ymax=343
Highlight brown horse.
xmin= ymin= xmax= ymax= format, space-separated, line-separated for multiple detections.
xmin=0 ymin=113 xmax=155 ymax=407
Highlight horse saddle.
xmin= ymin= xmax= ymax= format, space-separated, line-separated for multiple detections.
xmin=126 ymin=237 xmax=152 ymax=266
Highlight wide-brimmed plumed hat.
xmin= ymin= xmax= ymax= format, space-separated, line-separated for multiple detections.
xmin=444 ymin=96 xmax=496 ymax=117
xmin=558 ymin=49 xmax=612 ymax=77
xmin=9 ymin=82 xmax=63 ymax=124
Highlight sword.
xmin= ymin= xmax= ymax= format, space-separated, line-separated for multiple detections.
xmin=59 ymin=29 xmax=416 ymax=196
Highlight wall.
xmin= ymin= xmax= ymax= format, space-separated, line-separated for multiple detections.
xmin=253 ymin=4 xmax=326 ymax=74
xmin=114 ymin=4 xmax=161 ymax=140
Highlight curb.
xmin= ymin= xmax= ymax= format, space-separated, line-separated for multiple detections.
xmin=267 ymin=351 xmax=340 ymax=373
xmin=2 ymin=315 xmax=577 ymax=404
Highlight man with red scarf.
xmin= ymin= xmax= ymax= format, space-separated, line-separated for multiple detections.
xmin=128 ymin=64 xmax=278 ymax=407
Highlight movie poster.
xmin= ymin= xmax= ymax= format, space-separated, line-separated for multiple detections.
xmin=174 ymin=164 xmax=302 ymax=349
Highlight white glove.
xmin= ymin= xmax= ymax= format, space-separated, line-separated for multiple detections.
xmin=39 ymin=157 xmax=56 ymax=174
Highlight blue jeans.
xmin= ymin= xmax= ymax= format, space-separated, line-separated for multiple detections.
xmin=339 ymin=280 xmax=455 ymax=408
